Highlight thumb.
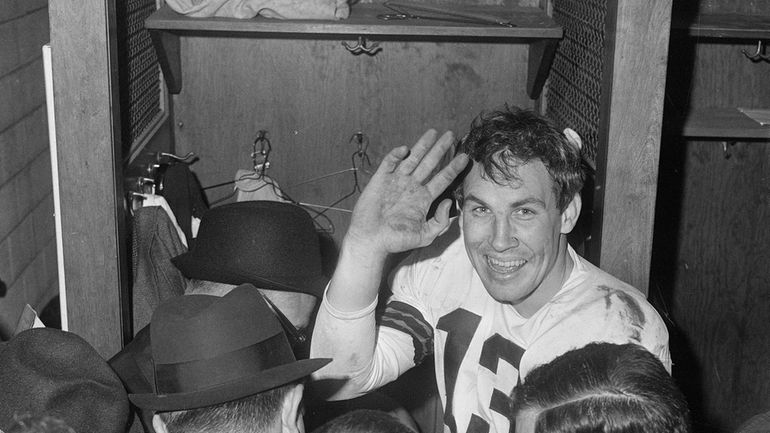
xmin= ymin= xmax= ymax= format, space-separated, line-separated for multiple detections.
xmin=422 ymin=199 xmax=454 ymax=244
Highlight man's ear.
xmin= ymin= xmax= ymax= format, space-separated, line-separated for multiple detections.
xmin=152 ymin=414 xmax=169 ymax=433
xmin=281 ymin=384 xmax=305 ymax=433
xmin=560 ymin=193 xmax=581 ymax=234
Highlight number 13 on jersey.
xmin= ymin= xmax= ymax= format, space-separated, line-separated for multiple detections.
xmin=437 ymin=309 xmax=525 ymax=433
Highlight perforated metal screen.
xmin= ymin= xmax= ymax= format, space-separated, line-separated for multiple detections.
xmin=547 ymin=0 xmax=608 ymax=168
xmin=117 ymin=0 xmax=162 ymax=154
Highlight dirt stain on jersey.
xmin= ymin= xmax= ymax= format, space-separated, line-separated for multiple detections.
xmin=598 ymin=285 xmax=646 ymax=342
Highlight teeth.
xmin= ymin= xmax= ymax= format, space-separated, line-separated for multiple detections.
xmin=487 ymin=256 xmax=525 ymax=273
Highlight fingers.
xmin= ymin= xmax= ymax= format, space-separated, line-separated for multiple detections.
xmin=411 ymin=131 xmax=455 ymax=181
xmin=375 ymin=145 xmax=410 ymax=176
xmin=396 ymin=129 xmax=439 ymax=175
xmin=425 ymin=153 xmax=469 ymax=198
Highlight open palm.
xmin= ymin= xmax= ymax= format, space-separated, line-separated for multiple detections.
xmin=346 ymin=129 xmax=469 ymax=256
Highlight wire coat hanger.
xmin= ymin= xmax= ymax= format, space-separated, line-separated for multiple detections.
xmin=307 ymin=132 xmax=372 ymax=220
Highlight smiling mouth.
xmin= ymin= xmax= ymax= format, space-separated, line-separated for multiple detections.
xmin=486 ymin=256 xmax=526 ymax=274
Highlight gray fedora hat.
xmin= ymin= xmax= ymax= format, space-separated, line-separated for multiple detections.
xmin=129 ymin=284 xmax=331 ymax=412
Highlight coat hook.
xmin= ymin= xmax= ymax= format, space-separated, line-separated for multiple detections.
xmin=157 ymin=151 xmax=197 ymax=163
xmin=349 ymin=131 xmax=370 ymax=156
xmin=342 ymin=36 xmax=382 ymax=56
xmin=741 ymin=40 xmax=770 ymax=62
xmin=722 ymin=141 xmax=735 ymax=159
xmin=252 ymin=130 xmax=272 ymax=177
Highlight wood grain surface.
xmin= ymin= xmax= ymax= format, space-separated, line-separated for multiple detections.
xmin=593 ymin=0 xmax=672 ymax=294
xmin=654 ymin=1 xmax=770 ymax=430
xmin=172 ymin=36 xmax=533 ymax=246
xmin=49 ymin=0 xmax=128 ymax=357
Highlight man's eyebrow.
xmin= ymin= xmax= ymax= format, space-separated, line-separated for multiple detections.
xmin=511 ymin=197 xmax=547 ymax=209
xmin=462 ymin=194 xmax=547 ymax=209
xmin=462 ymin=193 xmax=484 ymax=205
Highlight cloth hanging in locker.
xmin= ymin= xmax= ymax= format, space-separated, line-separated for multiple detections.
xmin=130 ymin=206 xmax=188 ymax=335
xmin=159 ymin=163 xmax=209 ymax=246
xmin=234 ymin=169 xmax=290 ymax=203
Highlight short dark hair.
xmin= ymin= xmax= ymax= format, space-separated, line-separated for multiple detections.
xmin=158 ymin=383 xmax=295 ymax=433
xmin=511 ymin=343 xmax=690 ymax=433
xmin=455 ymin=105 xmax=585 ymax=211
xmin=312 ymin=409 xmax=415 ymax=433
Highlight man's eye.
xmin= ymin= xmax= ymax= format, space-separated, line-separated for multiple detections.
xmin=515 ymin=208 xmax=535 ymax=216
xmin=471 ymin=206 xmax=489 ymax=215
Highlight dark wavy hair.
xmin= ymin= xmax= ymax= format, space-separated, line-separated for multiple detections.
xmin=455 ymin=106 xmax=585 ymax=212
xmin=511 ymin=343 xmax=690 ymax=433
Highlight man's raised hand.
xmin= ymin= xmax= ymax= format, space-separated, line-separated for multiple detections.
xmin=345 ymin=129 xmax=469 ymax=258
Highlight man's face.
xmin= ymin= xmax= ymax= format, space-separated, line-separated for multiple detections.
xmin=459 ymin=161 xmax=579 ymax=316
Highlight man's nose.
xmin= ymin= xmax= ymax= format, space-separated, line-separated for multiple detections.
xmin=491 ymin=217 xmax=518 ymax=251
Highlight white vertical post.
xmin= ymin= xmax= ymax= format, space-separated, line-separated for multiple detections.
xmin=43 ymin=43 xmax=68 ymax=331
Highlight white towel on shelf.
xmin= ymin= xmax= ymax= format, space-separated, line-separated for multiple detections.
xmin=165 ymin=0 xmax=350 ymax=20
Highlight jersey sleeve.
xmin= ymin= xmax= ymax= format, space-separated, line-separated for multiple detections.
xmin=310 ymin=252 xmax=435 ymax=400
xmin=380 ymin=300 xmax=434 ymax=366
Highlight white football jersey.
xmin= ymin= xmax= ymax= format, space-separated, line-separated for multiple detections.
xmin=379 ymin=221 xmax=671 ymax=433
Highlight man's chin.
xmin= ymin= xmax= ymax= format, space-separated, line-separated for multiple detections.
xmin=482 ymin=281 xmax=532 ymax=305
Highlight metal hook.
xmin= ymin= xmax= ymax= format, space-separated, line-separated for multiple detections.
xmin=252 ymin=130 xmax=272 ymax=177
xmin=741 ymin=40 xmax=770 ymax=62
xmin=137 ymin=177 xmax=156 ymax=194
xmin=349 ymin=133 xmax=372 ymax=192
xmin=350 ymin=131 xmax=370 ymax=156
xmin=158 ymin=151 xmax=197 ymax=163
xmin=342 ymin=37 xmax=382 ymax=56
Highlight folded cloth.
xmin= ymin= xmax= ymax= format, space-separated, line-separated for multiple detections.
xmin=166 ymin=0 xmax=350 ymax=19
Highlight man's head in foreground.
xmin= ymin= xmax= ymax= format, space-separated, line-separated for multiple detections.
xmin=511 ymin=342 xmax=690 ymax=433
xmin=129 ymin=284 xmax=331 ymax=433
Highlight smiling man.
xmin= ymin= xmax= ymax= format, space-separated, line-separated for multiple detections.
xmin=310 ymin=106 xmax=670 ymax=433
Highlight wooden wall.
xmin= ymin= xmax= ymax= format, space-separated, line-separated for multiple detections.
xmin=49 ymin=0 xmax=128 ymax=357
xmin=593 ymin=0 xmax=672 ymax=293
xmin=172 ymin=0 xmax=540 ymax=248
xmin=653 ymin=0 xmax=770 ymax=431
xmin=0 ymin=0 xmax=58 ymax=339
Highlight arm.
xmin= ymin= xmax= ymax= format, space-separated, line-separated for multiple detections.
xmin=310 ymin=130 xmax=468 ymax=396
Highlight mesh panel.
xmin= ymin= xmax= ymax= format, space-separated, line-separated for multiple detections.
xmin=117 ymin=0 xmax=162 ymax=153
xmin=547 ymin=0 xmax=608 ymax=167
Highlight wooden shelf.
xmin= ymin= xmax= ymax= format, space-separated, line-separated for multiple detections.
xmin=679 ymin=107 xmax=770 ymax=139
xmin=145 ymin=4 xmax=562 ymax=96
xmin=671 ymin=13 xmax=770 ymax=39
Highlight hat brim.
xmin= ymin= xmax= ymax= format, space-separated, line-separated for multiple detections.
xmin=129 ymin=357 xmax=330 ymax=412
xmin=172 ymin=252 xmax=328 ymax=298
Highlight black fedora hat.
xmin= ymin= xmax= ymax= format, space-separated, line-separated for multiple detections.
xmin=129 ymin=284 xmax=331 ymax=412
xmin=0 ymin=328 xmax=129 ymax=433
xmin=171 ymin=201 xmax=328 ymax=298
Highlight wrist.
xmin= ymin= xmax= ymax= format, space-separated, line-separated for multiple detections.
xmin=341 ymin=231 xmax=389 ymax=266
xmin=325 ymin=234 xmax=388 ymax=311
